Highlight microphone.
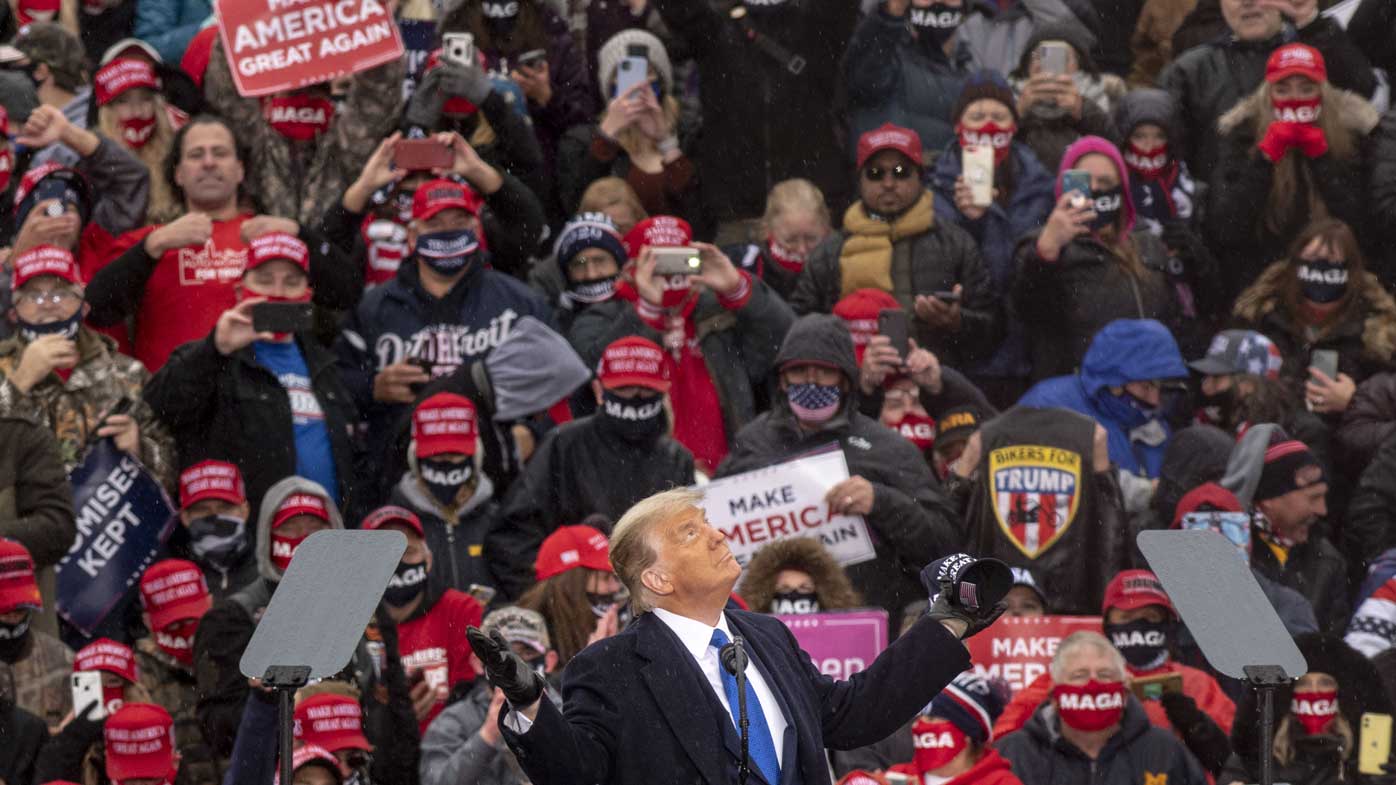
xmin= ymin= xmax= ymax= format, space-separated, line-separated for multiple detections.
xmin=720 ymin=636 xmax=752 ymax=785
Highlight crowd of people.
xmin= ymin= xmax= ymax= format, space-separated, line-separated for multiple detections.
xmin=0 ymin=0 xmax=1394 ymax=782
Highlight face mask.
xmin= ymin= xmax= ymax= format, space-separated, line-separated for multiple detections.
xmin=418 ymin=458 xmax=473 ymax=509
xmin=103 ymin=683 xmax=126 ymax=714
xmin=1124 ymin=141 xmax=1168 ymax=178
xmin=658 ymin=274 xmax=693 ymax=310
xmin=1119 ymin=389 xmax=1159 ymax=421
xmin=568 ymin=274 xmax=618 ymax=304
xmin=0 ymin=146 xmax=13 ymax=193
xmin=417 ymin=229 xmax=481 ymax=277
xmin=957 ymin=121 xmax=1014 ymax=165
xmin=600 ymin=389 xmax=667 ymax=444
xmin=481 ymin=0 xmax=519 ymax=34
xmin=1272 ymin=97 xmax=1322 ymax=125
xmin=270 ymin=532 xmax=308 ymax=572
xmin=770 ymin=591 xmax=819 ymax=614
xmin=1290 ymin=689 xmax=1339 ymax=735
xmin=909 ymin=4 xmax=962 ymax=49
xmin=18 ymin=310 xmax=82 ymax=343
xmin=264 ymin=94 xmax=333 ymax=141
xmin=586 ymin=591 xmax=623 ymax=617
xmin=1104 ymin=619 xmax=1171 ymax=671
xmin=154 ymin=623 xmax=196 ymax=667
xmin=1053 ymin=680 xmax=1127 ymax=731
xmin=912 ymin=717 xmax=969 ymax=774
xmin=1088 ymin=185 xmax=1124 ymax=232
xmin=188 ymin=514 xmax=250 ymax=573
xmin=893 ymin=411 xmax=937 ymax=452
xmin=767 ymin=237 xmax=806 ymax=274
xmin=0 ymin=613 xmax=32 ymax=663
xmin=383 ymin=559 xmax=428 ymax=607
xmin=1198 ymin=385 xmax=1237 ymax=429
xmin=787 ymin=382 xmax=842 ymax=424
xmin=1180 ymin=511 xmax=1253 ymax=564
xmin=1297 ymin=258 xmax=1347 ymax=303
xmin=120 ymin=115 xmax=157 ymax=148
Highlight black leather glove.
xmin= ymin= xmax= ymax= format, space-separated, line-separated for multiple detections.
xmin=920 ymin=554 xmax=1012 ymax=639
xmin=466 ymin=626 xmax=546 ymax=707
xmin=1160 ymin=692 xmax=1231 ymax=774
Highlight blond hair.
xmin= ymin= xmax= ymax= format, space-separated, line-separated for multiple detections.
xmin=1049 ymin=631 xmax=1127 ymax=682
xmin=763 ymin=178 xmax=830 ymax=229
xmin=98 ymin=96 xmax=178 ymax=223
xmin=609 ymin=487 xmax=704 ymax=614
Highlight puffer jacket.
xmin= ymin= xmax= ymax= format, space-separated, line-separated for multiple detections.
xmin=1158 ymin=20 xmax=1376 ymax=181
xmin=717 ymin=315 xmax=962 ymax=619
xmin=1205 ymin=86 xmax=1378 ymax=299
xmin=0 ymin=328 xmax=174 ymax=490
xmin=1337 ymin=371 xmax=1396 ymax=470
xmin=1365 ymin=107 xmax=1396 ymax=282
xmin=844 ymin=5 xmax=975 ymax=159
xmin=789 ymin=203 xmax=1000 ymax=368
xmin=191 ymin=477 xmax=345 ymax=758
xmin=202 ymin=39 xmax=404 ymax=226
xmin=389 ymin=470 xmax=506 ymax=601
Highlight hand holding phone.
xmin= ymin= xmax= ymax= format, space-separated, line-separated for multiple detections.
xmin=878 ymin=308 xmax=910 ymax=361
xmin=394 ymin=139 xmax=454 ymax=171
xmin=251 ymin=301 xmax=313 ymax=335
xmin=71 ymin=671 xmax=106 ymax=721
xmin=963 ymin=145 xmax=995 ymax=208
xmin=1359 ymin=713 xmax=1393 ymax=775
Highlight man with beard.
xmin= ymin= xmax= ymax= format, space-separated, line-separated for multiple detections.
xmin=495 ymin=336 xmax=693 ymax=598
xmin=0 ymin=537 xmax=73 ymax=730
xmin=362 ymin=505 xmax=482 ymax=730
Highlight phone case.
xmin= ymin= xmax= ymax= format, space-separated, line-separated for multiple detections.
xmin=71 ymin=671 xmax=106 ymax=720
xmin=652 ymin=248 xmax=701 ymax=276
xmin=1041 ymin=43 xmax=1069 ymax=75
xmin=1061 ymin=170 xmax=1091 ymax=202
xmin=963 ymin=145 xmax=995 ymax=207
xmin=394 ymin=141 xmax=453 ymax=172
xmin=614 ymin=55 xmax=648 ymax=98
xmin=1360 ymin=713 xmax=1393 ymax=775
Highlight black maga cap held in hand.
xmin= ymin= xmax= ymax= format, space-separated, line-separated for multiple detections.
xmin=922 ymin=554 xmax=1013 ymax=613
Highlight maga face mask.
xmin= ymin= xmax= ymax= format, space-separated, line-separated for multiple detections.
xmin=383 ymin=559 xmax=428 ymax=607
xmin=270 ymin=532 xmax=308 ymax=572
xmin=766 ymin=237 xmax=806 ymax=274
xmin=1291 ymin=689 xmax=1339 ymax=735
xmin=909 ymin=4 xmax=962 ymax=49
xmin=1104 ymin=618 xmax=1171 ymax=671
xmin=120 ymin=115 xmax=157 ymax=148
xmin=893 ymin=411 xmax=937 ymax=452
xmin=1087 ymin=185 xmax=1124 ymax=232
xmin=155 ymin=620 xmax=197 ymax=667
xmin=599 ymin=389 xmax=667 ymax=444
xmin=770 ymin=591 xmax=819 ymax=614
xmin=1296 ymin=258 xmax=1347 ymax=304
xmin=264 ymin=94 xmax=333 ymax=141
xmin=1273 ymin=97 xmax=1322 ymax=124
xmin=957 ymin=121 xmax=1014 ymax=165
xmin=1053 ymin=680 xmax=1126 ymax=731
xmin=912 ymin=717 xmax=969 ymax=774
xmin=417 ymin=458 xmax=474 ymax=509
xmin=1124 ymin=142 xmax=1168 ymax=178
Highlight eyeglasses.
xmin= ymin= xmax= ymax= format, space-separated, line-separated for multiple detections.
xmin=15 ymin=289 xmax=80 ymax=308
xmin=863 ymin=164 xmax=916 ymax=182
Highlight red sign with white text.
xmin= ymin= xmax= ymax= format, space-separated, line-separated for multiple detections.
xmin=964 ymin=615 xmax=1103 ymax=693
xmin=214 ymin=0 xmax=404 ymax=96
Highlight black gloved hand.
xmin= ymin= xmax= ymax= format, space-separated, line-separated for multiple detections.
xmin=403 ymin=68 xmax=447 ymax=131
xmin=466 ymin=626 xmax=546 ymax=707
xmin=1160 ymin=692 xmax=1231 ymax=774
xmin=920 ymin=554 xmax=1012 ymax=639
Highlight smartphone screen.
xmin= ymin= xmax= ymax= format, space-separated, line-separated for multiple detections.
xmin=614 ymin=55 xmax=648 ymax=98
xmin=878 ymin=308 xmax=910 ymax=361
xmin=252 ymin=302 xmax=313 ymax=335
xmin=1310 ymin=349 xmax=1339 ymax=380
xmin=1061 ymin=170 xmax=1091 ymax=201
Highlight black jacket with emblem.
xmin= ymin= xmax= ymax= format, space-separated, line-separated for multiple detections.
xmin=716 ymin=314 xmax=960 ymax=619
xmin=391 ymin=469 xmax=506 ymax=602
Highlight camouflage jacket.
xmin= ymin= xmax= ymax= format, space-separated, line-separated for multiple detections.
xmin=203 ymin=38 xmax=406 ymax=226
xmin=1 ymin=628 xmax=73 ymax=729
xmin=136 ymin=639 xmax=227 ymax=785
xmin=0 ymin=327 xmax=176 ymax=493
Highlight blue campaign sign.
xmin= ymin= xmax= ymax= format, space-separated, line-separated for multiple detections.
xmin=56 ymin=441 xmax=178 ymax=636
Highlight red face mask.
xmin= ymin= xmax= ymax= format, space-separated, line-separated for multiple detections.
xmin=1053 ymin=680 xmax=1127 ymax=731
xmin=893 ymin=411 xmax=937 ymax=452
xmin=264 ymin=94 xmax=333 ymax=141
xmin=957 ymin=121 xmax=1015 ymax=165
xmin=120 ymin=115 xmax=157 ymax=148
xmin=1272 ymin=97 xmax=1322 ymax=125
xmin=767 ymin=237 xmax=806 ymax=274
xmin=0 ymin=146 xmax=12 ymax=193
xmin=155 ymin=620 xmax=198 ymax=667
xmin=912 ymin=717 xmax=968 ymax=774
xmin=103 ymin=683 xmax=126 ymax=715
xmin=1290 ymin=689 xmax=1339 ymax=735
xmin=270 ymin=532 xmax=308 ymax=572
xmin=658 ymin=273 xmax=694 ymax=310
xmin=1124 ymin=141 xmax=1168 ymax=179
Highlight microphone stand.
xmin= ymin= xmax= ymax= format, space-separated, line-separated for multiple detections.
xmin=720 ymin=636 xmax=752 ymax=785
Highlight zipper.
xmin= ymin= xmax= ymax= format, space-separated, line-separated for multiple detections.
xmin=445 ymin=519 xmax=461 ymax=588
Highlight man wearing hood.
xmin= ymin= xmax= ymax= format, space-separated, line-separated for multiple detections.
xmin=717 ymin=314 xmax=960 ymax=618
xmin=495 ymin=336 xmax=694 ymax=599
xmin=191 ymin=476 xmax=344 ymax=757
xmin=995 ymin=631 xmax=1207 ymax=785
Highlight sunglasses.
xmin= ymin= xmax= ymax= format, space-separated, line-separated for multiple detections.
xmin=863 ymin=164 xmax=916 ymax=182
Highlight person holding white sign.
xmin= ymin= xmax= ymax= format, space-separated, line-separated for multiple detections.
xmin=718 ymin=314 xmax=960 ymax=619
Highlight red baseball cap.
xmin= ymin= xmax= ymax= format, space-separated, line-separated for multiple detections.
xmin=832 ymin=288 xmax=901 ymax=365
xmin=622 ymin=215 xmax=692 ymax=259
xmin=413 ymin=393 xmax=478 ymax=458
xmin=597 ymin=336 xmax=670 ymax=392
xmin=412 ymin=178 xmax=483 ymax=222
xmin=0 ymin=538 xmax=41 ymax=614
xmin=856 ymin=123 xmax=923 ymax=169
xmin=294 ymin=694 xmax=374 ymax=752
xmin=1266 ymin=43 xmax=1326 ymax=84
xmin=94 ymin=58 xmax=161 ymax=106
xmin=179 ymin=460 xmax=246 ymax=508
xmin=12 ymin=245 xmax=80 ymax=290
xmin=360 ymin=505 xmax=424 ymax=538
xmin=535 ymin=525 xmax=612 ymax=581
xmin=246 ymin=232 xmax=310 ymax=274
xmin=272 ymin=493 xmax=330 ymax=529
xmin=139 ymin=559 xmax=212 ymax=632
xmin=104 ymin=703 xmax=175 ymax=783
xmin=275 ymin=744 xmax=345 ymax=785
xmin=75 ymin=638 xmax=139 ymax=683
xmin=1102 ymin=569 xmax=1174 ymax=615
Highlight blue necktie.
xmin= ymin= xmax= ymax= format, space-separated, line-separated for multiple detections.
xmin=709 ymin=628 xmax=781 ymax=785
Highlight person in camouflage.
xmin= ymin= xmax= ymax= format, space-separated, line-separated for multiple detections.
xmin=0 ymin=537 xmax=73 ymax=731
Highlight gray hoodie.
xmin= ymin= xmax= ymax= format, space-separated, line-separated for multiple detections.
xmin=251 ymin=475 xmax=347 ymax=584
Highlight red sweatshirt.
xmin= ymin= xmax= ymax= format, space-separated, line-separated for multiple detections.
xmin=396 ymin=589 xmax=483 ymax=730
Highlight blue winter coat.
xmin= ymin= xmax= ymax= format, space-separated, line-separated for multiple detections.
xmin=1017 ymin=319 xmax=1186 ymax=477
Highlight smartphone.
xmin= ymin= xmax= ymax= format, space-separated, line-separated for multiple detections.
xmin=1039 ymin=41 xmax=1071 ymax=75
xmin=878 ymin=308 xmax=909 ymax=360
xmin=1310 ymin=349 xmax=1339 ymax=380
xmin=614 ymin=52 xmax=648 ymax=99
xmin=652 ymin=246 xmax=702 ymax=277
xmin=442 ymin=32 xmax=474 ymax=68
xmin=1129 ymin=671 xmax=1184 ymax=701
xmin=1360 ymin=713 xmax=1394 ymax=775
xmin=963 ymin=144 xmax=995 ymax=208
xmin=107 ymin=396 xmax=134 ymax=418
xmin=516 ymin=49 xmax=547 ymax=69
xmin=252 ymin=301 xmax=313 ymax=335
xmin=1061 ymin=169 xmax=1092 ymax=206
xmin=72 ymin=671 xmax=106 ymax=720
xmin=394 ymin=139 xmax=454 ymax=171
xmin=932 ymin=290 xmax=961 ymax=302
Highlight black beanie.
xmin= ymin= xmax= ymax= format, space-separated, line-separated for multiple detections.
xmin=949 ymin=70 xmax=1018 ymax=126
xmin=1254 ymin=439 xmax=1324 ymax=502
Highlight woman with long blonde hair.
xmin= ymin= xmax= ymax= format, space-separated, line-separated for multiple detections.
xmin=93 ymin=57 xmax=182 ymax=222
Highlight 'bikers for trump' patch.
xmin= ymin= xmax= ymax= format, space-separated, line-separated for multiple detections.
xmin=988 ymin=445 xmax=1081 ymax=558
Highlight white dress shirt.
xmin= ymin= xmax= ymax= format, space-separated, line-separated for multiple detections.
xmin=505 ymin=608 xmax=790 ymax=766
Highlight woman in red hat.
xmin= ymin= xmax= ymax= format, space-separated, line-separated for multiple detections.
xmin=92 ymin=57 xmax=185 ymax=222
xmin=517 ymin=519 xmax=625 ymax=668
